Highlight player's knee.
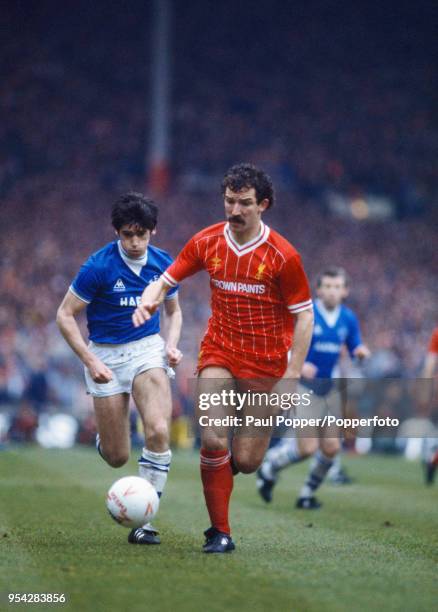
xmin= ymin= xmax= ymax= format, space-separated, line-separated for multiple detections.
xmin=320 ymin=440 xmax=340 ymax=458
xmin=299 ymin=438 xmax=318 ymax=458
xmin=104 ymin=448 xmax=130 ymax=468
xmin=233 ymin=454 xmax=258 ymax=474
xmin=145 ymin=421 xmax=170 ymax=451
xmin=202 ymin=436 xmax=228 ymax=452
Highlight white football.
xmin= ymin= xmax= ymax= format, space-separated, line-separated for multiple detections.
xmin=106 ymin=476 xmax=159 ymax=528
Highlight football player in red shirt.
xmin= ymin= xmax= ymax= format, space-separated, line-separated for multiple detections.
xmin=133 ymin=164 xmax=314 ymax=552
xmin=422 ymin=327 xmax=438 ymax=484
xmin=425 ymin=328 xmax=438 ymax=365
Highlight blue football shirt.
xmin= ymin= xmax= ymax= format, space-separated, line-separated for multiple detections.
xmin=302 ymin=298 xmax=362 ymax=395
xmin=70 ymin=241 xmax=178 ymax=344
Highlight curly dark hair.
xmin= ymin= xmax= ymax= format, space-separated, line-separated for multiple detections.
xmin=111 ymin=192 xmax=158 ymax=231
xmin=221 ymin=163 xmax=275 ymax=209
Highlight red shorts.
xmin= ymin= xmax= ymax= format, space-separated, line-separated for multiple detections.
xmin=197 ymin=335 xmax=288 ymax=385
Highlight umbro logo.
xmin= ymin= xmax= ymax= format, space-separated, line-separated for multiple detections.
xmin=314 ymin=324 xmax=323 ymax=335
xmin=113 ymin=278 xmax=126 ymax=292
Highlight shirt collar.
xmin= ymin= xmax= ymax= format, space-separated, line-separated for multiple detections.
xmin=117 ymin=240 xmax=148 ymax=267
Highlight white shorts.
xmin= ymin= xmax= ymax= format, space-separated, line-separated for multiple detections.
xmin=295 ymin=383 xmax=342 ymax=422
xmin=84 ymin=334 xmax=173 ymax=398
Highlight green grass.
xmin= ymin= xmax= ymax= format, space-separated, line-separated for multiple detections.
xmin=0 ymin=447 xmax=437 ymax=612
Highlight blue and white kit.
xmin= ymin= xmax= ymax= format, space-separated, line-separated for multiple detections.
xmin=302 ymin=298 xmax=362 ymax=397
xmin=70 ymin=240 xmax=178 ymax=396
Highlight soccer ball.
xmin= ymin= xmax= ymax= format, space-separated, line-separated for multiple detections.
xmin=106 ymin=476 xmax=159 ymax=528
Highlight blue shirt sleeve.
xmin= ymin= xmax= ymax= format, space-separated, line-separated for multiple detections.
xmin=345 ymin=311 xmax=362 ymax=356
xmin=70 ymin=257 xmax=103 ymax=303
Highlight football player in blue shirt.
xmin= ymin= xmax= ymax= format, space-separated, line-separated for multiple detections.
xmin=56 ymin=192 xmax=182 ymax=543
xmin=257 ymin=266 xmax=370 ymax=509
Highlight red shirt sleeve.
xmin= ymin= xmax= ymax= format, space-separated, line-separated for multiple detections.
xmin=161 ymin=236 xmax=204 ymax=287
xmin=278 ymin=253 xmax=312 ymax=314
xmin=428 ymin=328 xmax=438 ymax=354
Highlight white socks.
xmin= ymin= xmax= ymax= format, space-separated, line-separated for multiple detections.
xmin=262 ymin=437 xmax=305 ymax=477
xmin=300 ymin=450 xmax=333 ymax=498
xmin=138 ymin=447 xmax=172 ymax=498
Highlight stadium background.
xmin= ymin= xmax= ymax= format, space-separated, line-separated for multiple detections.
xmin=1 ymin=0 xmax=436 ymax=446
xmin=1 ymin=1 xmax=437 ymax=610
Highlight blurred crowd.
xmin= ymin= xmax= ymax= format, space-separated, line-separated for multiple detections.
xmin=0 ymin=0 xmax=436 ymax=444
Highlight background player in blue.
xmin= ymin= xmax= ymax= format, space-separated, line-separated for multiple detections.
xmin=257 ymin=267 xmax=370 ymax=509
xmin=56 ymin=192 xmax=182 ymax=543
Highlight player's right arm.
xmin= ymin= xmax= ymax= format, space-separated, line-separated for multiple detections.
xmin=423 ymin=353 xmax=437 ymax=378
xmin=301 ymin=361 xmax=318 ymax=379
xmin=56 ymin=291 xmax=113 ymax=383
xmin=133 ymin=278 xmax=170 ymax=327
xmin=423 ymin=329 xmax=438 ymax=378
xmin=419 ymin=329 xmax=438 ymax=406
xmin=133 ymin=232 xmax=204 ymax=327
xmin=278 ymin=251 xmax=313 ymax=379
xmin=345 ymin=312 xmax=370 ymax=362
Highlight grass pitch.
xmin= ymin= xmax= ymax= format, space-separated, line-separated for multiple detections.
xmin=1 ymin=447 xmax=437 ymax=612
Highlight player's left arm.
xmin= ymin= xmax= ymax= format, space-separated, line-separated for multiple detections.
xmin=286 ymin=308 xmax=314 ymax=378
xmin=419 ymin=331 xmax=438 ymax=406
xmin=133 ymin=277 xmax=170 ymax=326
xmin=346 ymin=312 xmax=370 ymax=361
xmin=423 ymin=330 xmax=438 ymax=377
xmin=162 ymin=294 xmax=183 ymax=366
xmin=353 ymin=344 xmax=371 ymax=360
xmin=423 ymin=352 xmax=437 ymax=378
xmin=278 ymin=252 xmax=314 ymax=378
xmin=133 ymin=236 xmax=203 ymax=328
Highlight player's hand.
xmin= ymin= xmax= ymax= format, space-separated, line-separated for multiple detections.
xmin=166 ymin=346 xmax=183 ymax=367
xmin=86 ymin=356 xmax=113 ymax=383
xmin=132 ymin=301 xmax=161 ymax=327
xmin=272 ymin=371 xmax=300 ymax=396
xmin=301 ymin=361 xmax=317 ymax=379
xmin=353 ymin=344 xmax=371 ymax=360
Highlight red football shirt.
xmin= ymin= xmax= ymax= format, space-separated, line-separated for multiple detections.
xmin=428 ymin=328 xmax=438 ymax=354
xmin=162 ymin=221 xmax=312 ymax=362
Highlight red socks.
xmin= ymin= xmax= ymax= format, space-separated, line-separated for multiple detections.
xmin=200 ymin=448 xmax=234 ymax=535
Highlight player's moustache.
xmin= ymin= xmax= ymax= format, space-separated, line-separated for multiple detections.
xmin=228 ymin=216 xmax=244 ymax=224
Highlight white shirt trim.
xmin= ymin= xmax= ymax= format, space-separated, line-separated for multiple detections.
xmin=289 ymin=304 xmax=313 ymax=314
xmin=223 ymin=221 xmax=270 ymax=257
xmin=69 ymin=285 xmax=90 ymax=304
xmin=315 ymin=298 xmax=341 ymax=327
xmin=117 ymin=241 xmax=147 ymax=277
xmin=288 ymin=299 xmax=313 ymax=312
xmin=288 ymin=300 xmax=313 ymax=314
xmin=161 ymin=271 xmax=178 ymax=287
